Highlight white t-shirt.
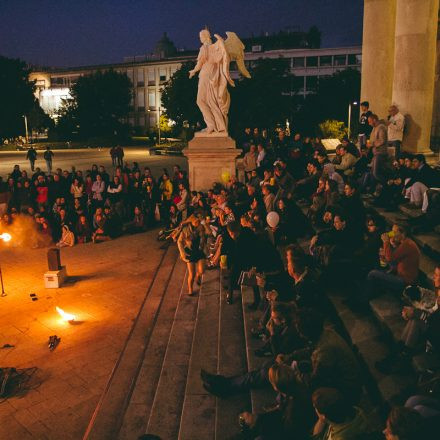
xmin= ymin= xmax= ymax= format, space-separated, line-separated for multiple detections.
xmin=388 ymin=112 xmax=405 ymax=142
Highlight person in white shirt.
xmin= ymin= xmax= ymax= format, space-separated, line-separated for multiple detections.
xmin=256 ymin=144 xmax=266 ymax=169
xmin=387 ymin=104 xmax=405 ymax=157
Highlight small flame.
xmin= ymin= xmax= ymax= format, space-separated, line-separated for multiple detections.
xmin=56 ymin=306 xmax=75 ymax=322
xmin=0 ymin=233 xmax=11 ymax=242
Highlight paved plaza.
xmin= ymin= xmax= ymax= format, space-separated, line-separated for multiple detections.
xmin=0 ymin=147 xmax=187 ymax=177
xmin=0 ymin=230 xmax=166 ymax=439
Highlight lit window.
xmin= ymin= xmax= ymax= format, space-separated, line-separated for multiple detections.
xmin=136 ymin=91 xmax=145 ymax=111
xmin=159 ymin=68 xmax=167 ymax=82
xmin=137 ymin=68 xmax=144 ymax=86
xmin=148 ymin=69 xmax=155 ymax=85
xmin=148 ymin=91 xmax=156 ymax=108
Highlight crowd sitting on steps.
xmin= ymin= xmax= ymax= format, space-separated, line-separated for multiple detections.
xmin=167 ymin=125 xmax=439 ymax=439
xmin=1 ymin=123 xmax=439 ymax=439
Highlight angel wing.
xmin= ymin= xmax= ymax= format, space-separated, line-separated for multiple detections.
xmin=224 ymin=31 xmax=251 ymax=79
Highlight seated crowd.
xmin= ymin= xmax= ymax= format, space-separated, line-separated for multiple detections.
xmin=166 ymin=126 xmax=438 ymax=438
xmin=0 ymin=161 xmax=190 ymax=247
xmin=1 ymin=125 xmax=438 ymax=438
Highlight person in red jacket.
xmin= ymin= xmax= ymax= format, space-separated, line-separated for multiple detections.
xmin=35 ymin=175 xmax=49 ymax=208
xmin=366 ymin=224 xmax=420 ymax=299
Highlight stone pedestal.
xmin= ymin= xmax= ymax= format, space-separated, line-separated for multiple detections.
xmin=183 ymin=133 xmax=241 ymax=191
xmin=44 ymin=266 xmax=67 ymax=288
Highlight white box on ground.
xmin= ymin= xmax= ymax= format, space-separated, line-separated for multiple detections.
xmin=44 ymin=266 xmax=67 ymax=288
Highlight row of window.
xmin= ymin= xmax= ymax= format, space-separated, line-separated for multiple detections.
xmin=133 ymin=89 xmax=160 ymax=110
xmin=125 ymin=66 xmax=178 ymax=87
xmin=292 ymin=53 xmax=361 ymax=68
xmin=129 ymin=114 xmax=157 ymax=128
xmin=51 ymin=76 xmax=80 ymax=87
xmin=244 ymin=54 xmax=361 ymax=70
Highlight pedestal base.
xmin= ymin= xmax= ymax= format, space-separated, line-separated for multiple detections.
xmin=183 ymin=135 xmax=241 ymax=191
xmin=44 ymin=266 xmax=67 ymax=288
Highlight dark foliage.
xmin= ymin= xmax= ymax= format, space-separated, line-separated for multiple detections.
xmin=56 ymin=69 xmax=132 ymax=141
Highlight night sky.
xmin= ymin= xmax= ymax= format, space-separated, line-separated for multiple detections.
xmin=0 ymin=0 xmax=363 ymax=68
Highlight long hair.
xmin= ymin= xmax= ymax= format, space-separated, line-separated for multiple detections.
xmin=268 ymin=364 xmax=303 ymax=396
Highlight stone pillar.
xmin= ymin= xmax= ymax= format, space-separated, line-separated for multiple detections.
xmin=361 ymin=0 xmax=396 ymax=118
xmin=392 ymin=0 xmax=440 ymax=153
xmin=430 ymin=14 xmax=440 ymax=153
xmin=183 ymin=133 xmax=241 ymax=191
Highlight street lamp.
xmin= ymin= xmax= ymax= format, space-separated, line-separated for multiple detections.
xmin=147 ymin=106 xmax=162 ymax=146
xmin=347 ymin=101 xmax=358 ymax=139
xmin=157 ymin=106 xmax=162 ymax=146
xmin=0 ymin=232 xmax=12 ymax=297
xmin=23 ymin=115 xmax=29 ymax=143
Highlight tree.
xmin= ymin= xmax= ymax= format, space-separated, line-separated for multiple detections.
xmin=0 ymin=56 xmax=36 ymax=139
xmin=294 ymin=68 xmax=360 ymax=134
xmin=56 ymin=69 xmax=132 ymax=141
xmin=161 ymin=62 xmax=201 ymax=128
xmin=230 ymin=57 xmax=293 ymax=136
xmin=319 ymin=119 xmax=348 ymax=139
xmin=28 ymin=103 xmax=54 ymax=134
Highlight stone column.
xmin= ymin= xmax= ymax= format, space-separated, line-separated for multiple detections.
xmin=430 ymin=14 xmax=440 ymax=153
xmin=361 ymin=0 xmax=396 ymax=118
xmin=392 ymin=0 xmax=440 ymax=153
xmin=183 ymin=133 xmax=241 ymax=191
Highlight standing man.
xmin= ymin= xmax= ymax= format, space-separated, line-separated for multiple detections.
xmin=358 ymin=101 xmax=372 ymax=148
xmin=110 ymin=146 xmax=117 ymax=168
xmin=116 ymin=145 xmax=124 ymax=167
xmin=26 ymin=146 xmax=37 ymax=171
xmin=387 ymin=104 xmax=405 ymax=157
xmin=43 ymin=146 xmax=54 ymax=174
xmin=368 ymin=114 xmax=388 ymax=183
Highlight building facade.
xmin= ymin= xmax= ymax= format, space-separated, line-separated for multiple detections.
xmin=30 ymin=35 xmax=361 ymax=134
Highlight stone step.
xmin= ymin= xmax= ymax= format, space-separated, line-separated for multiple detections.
xmin=327 ymin=292 xmax=415 ymax=407
xmin=178 ymin=269 xmax=220 ymax=440
xmin=117 ymin=259 xmax=187 ymax=440
xmin=215 ymin=274 xmax=251 ymax=440
xmin=370 ymin=293 xmax=405 ymax=345
xmin=145 ymin=267 xmax=200 ymax=439
xmin=83 ymin=245 xmax=180 ymax=440
xmin=241 ymin=286 xmax=276 ymax=414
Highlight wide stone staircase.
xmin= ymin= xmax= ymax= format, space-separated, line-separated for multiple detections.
xmin=82 ymin=198 xmax=440 ymax=439
xmin=82 ymin=243 xmax=251 ymax=440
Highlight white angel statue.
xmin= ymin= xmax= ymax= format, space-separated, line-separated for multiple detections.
xmin=189 ymin=29 xmax=251 ymax=134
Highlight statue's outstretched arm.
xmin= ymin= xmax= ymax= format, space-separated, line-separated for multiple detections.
xmin=189 ymin=48 xmax=205 ymax=78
